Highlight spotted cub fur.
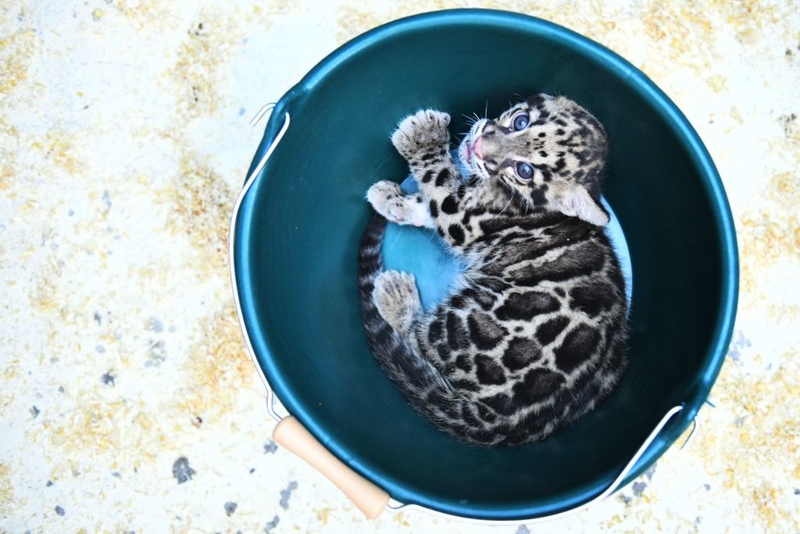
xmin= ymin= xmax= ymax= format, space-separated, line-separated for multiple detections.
xmin=358 ymin=94 xmax=628 ymax=446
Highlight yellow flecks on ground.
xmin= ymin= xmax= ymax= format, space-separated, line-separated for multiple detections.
xmin=753 ymin=485 xmax=784 ymax=527
xmin=699 ymin=352 xmax=800 ymax=532
xmin=32 ymin=274 xmax=60 ymax=315
xmin=161 ymin=150 xmax=234 ymax=276
xmin=729 ymin=106 xmax=744 ymax=126
xmin=28 ymin=131 xmax=82 ymax=174
xmin=708 ymin=74 xmax=728 ymax=94
xmin=767 ymin=302 xmax=800 ymax=324
xmin=250 ymin=0 xmax=296 ymax=18
xmin=0 ymin=161 xmax=12 ymax=193
xmin=0 ymin=463 xmax=14 ymax=517
xmin=740 ymin=208 xmax=800 ymax=265
xmin=633 ymin=0 xmax=798 ymax=97
xmin=0 ymin=389 xmax=14 ymax=419
xmin=336 ymin=5 xmax=383 ymax=43
xmin=766 ymin=171 xmax=800 ymax=208
xmin=92 ymin=9 xmax=104 ymax=21
xmin=0 ymin=24 xmax=35 ymax=95
xmin=167 ymin=7 xmax=248 ymax=119
xmin=0 ymin=117 xmax=19 ymax=191
xmin=519 ymin=1 xmax=625 ymax=42
xmin=170 ymin=21 xmax=223 ymax=118
xmin=738 ymin=209 xmax=800 ymax=300
xmin=738 ymin=171 xmax=800 ymax=303
xmin=178 ymin=303 xmax=251 ymax=420
xmin=392 ymin=511 xmax=410 ymax=527
xmin=43 ymin=395 xmax=163 ymax=473
xmin=111 ymin=0 xmax=175 ymax=31
xmin=313 ymin=507 xmax=331 ymax=525
xmin=57 ymin=399 xmax=131 ymax=451
xmin=641 ymin=2 xmax=712 ymax=43
xmin=637 ymin=2 xmax=727 ymax=91
xmin=602 ymin=512 xmax=624 ymax=529
xmin=708 ymin=0 xmax=781 ymax=43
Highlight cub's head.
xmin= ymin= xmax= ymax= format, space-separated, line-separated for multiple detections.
xmin=459 ymin=94 xmax=610 ymax=226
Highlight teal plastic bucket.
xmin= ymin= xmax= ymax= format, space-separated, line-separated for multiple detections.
xmin=231 ymin=9 xmax=738 ymax=521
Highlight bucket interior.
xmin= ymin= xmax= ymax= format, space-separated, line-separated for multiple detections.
xmin=235 ymin=10 xmax=737 ymax=520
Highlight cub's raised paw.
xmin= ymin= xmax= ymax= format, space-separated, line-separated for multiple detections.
xmin=391 ymin=109 xmax=451 ymax=161
xmin=373 ymin=270 xmax=422 ymax=334
xmin=366 ymin=180 xmax=434 ymax=228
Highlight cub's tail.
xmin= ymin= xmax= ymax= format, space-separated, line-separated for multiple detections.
xmin=357 ymin=214 xmax=467 ymax=435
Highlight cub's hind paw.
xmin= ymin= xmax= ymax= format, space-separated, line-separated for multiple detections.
xmin=366 ymin=180 xmax=434 ymax=228
xmin=373 ymin=270 xmax=423 ymax=335
xmin=391 ymin=109 xmax=451 ymax=161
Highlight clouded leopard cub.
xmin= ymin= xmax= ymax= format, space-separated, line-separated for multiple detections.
xmin=358 ymin=94 xmax=628 ymax=446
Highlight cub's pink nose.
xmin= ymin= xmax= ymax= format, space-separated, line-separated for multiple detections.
xmin=472 ymin=135 xmax=484 ymax=160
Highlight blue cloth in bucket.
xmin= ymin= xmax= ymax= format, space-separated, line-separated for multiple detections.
xmin=380 ymin=151 xmax=633 ymax=311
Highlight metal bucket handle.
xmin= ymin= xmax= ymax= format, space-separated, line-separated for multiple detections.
xmin=228 ymin=106 xmax=688 ymax=522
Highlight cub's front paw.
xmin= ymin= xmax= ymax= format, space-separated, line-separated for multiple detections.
xmin=366 ymin=180 xmax=434 ymax=228
xmin=391 ymin=109 xmax=451 ymax=161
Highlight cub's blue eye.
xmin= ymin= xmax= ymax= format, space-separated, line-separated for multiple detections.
xmin=512 ymin=113 xmax=530 ymax=131
xmin=515 ymin=162 xmax=534 ymax=181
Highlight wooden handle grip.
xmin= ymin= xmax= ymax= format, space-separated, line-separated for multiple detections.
xmin=272 ymin=416 xmax=390 ymax=519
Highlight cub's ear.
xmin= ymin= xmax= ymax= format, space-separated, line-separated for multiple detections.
xmin=550 ymin=185 xmax=610 ymax=226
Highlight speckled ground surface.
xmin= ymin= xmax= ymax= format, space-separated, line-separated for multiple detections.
xmin=1 ymin=1 xmax=798 ymax=532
